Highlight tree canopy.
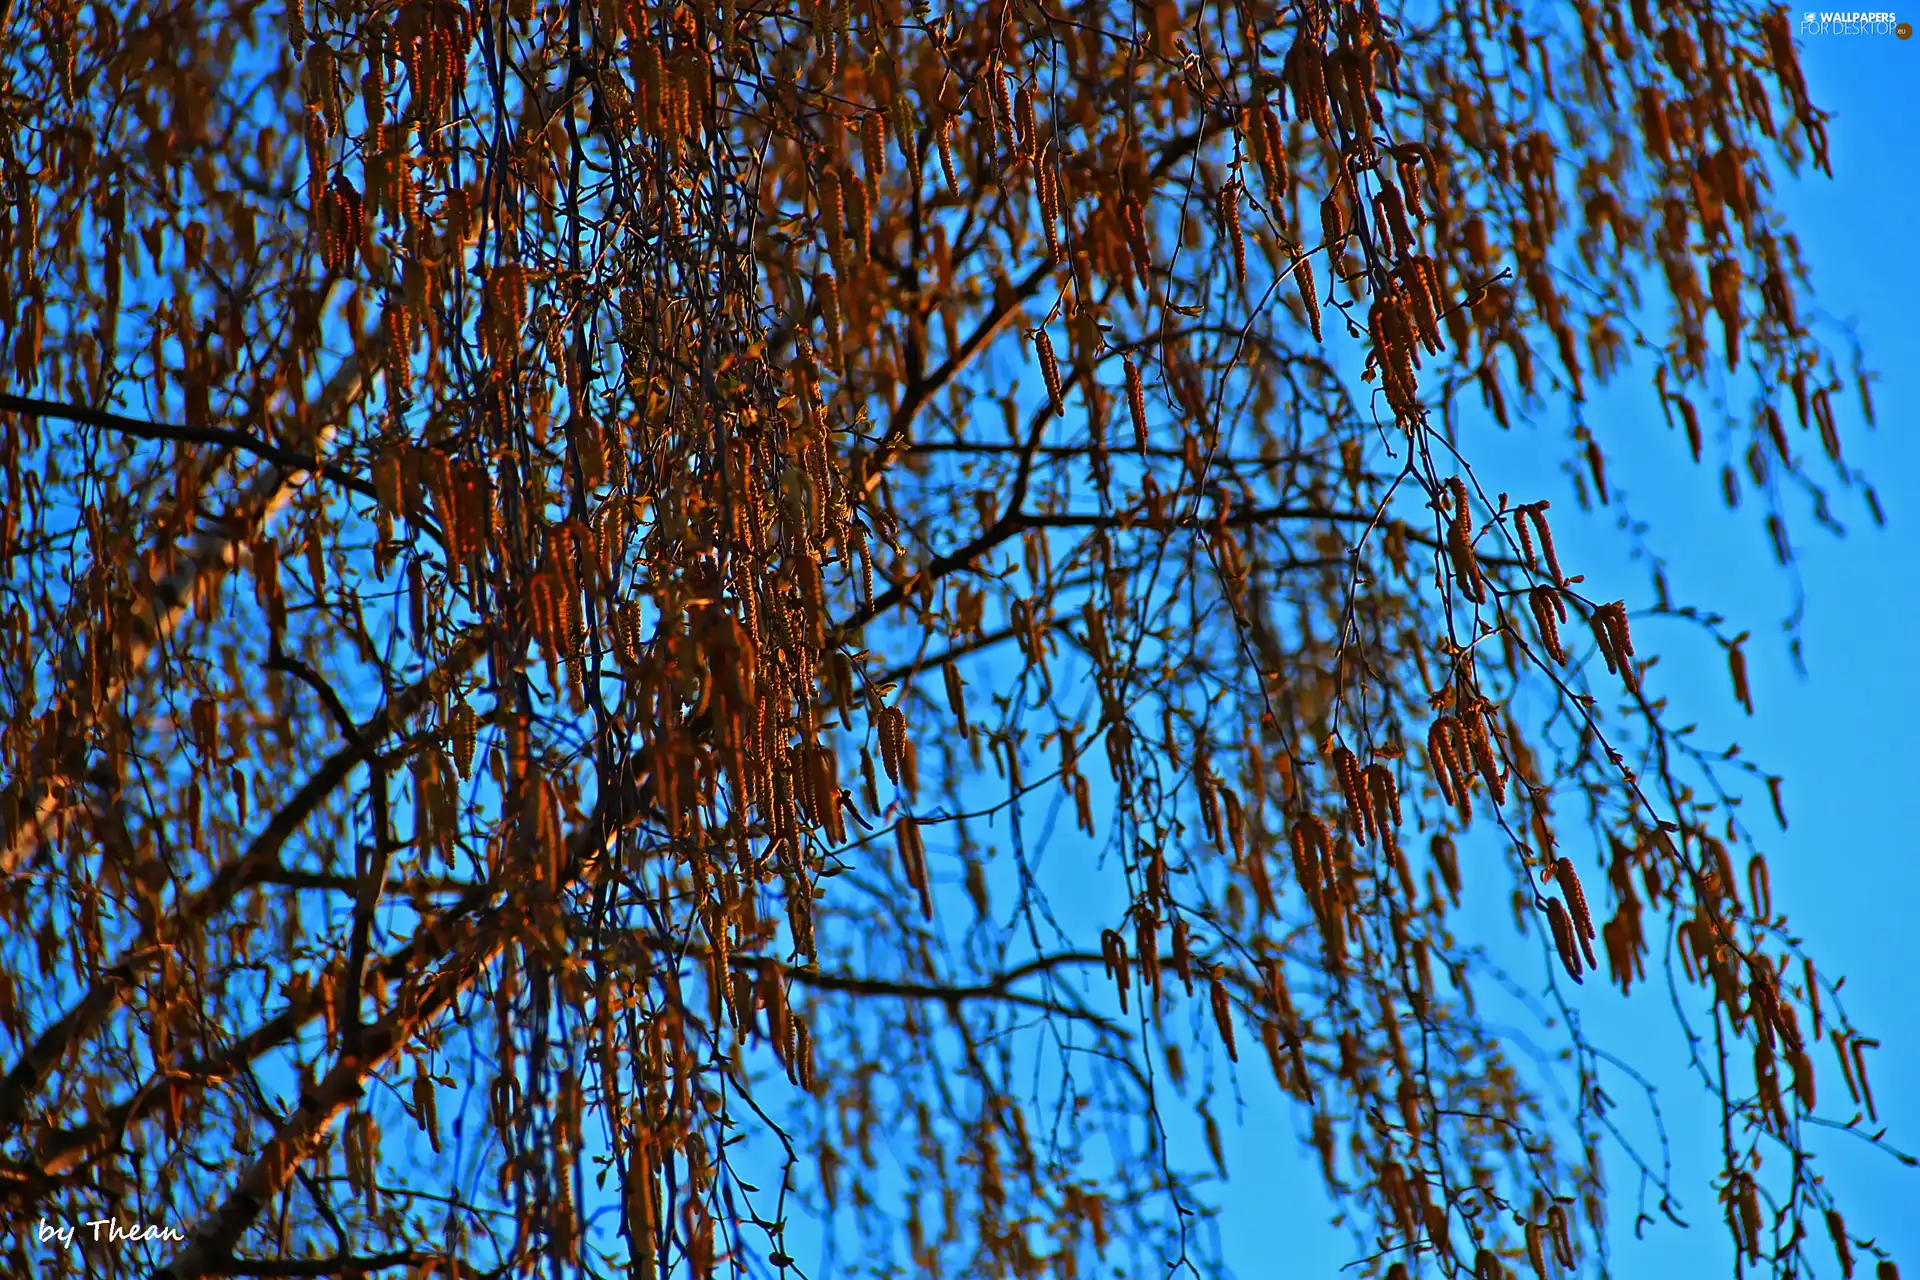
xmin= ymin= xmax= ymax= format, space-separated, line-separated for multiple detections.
xmin=0 ymin=0 xmax=1906 ymax=1276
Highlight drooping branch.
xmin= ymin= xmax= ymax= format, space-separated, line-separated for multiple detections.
xmin=20 ymin=883 xmax=503 ymax=1190
xmin=0 ymin=349 xmax=369 ymax=875
xmin=0 ymin=624 xmax=492 ymax=1136
xmin=0 ymin=0 xmax=1891 ymax=1273
xmin=151 ymin=909 xmax=505 ymax=1280
xmin=620 ymin=925 xmax=1120 ymax=1032
xmin=145 ymin=789 xmax=648 ymax=1278
xmin=861 ymin=111 xmax=1235 ymax=498
xmin=12 ymin=782 xmax=623 ymax=1195
xmin=835 ymin=492 xmax=1525 ymax=641
xmin=784 ymin=949 xmax=1124 ymax=1034
xmin=0 ymin=393 xmax=380 ymax=505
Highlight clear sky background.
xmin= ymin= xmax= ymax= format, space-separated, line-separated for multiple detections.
xmin=1199 ymin=22 xmax=1920 ymax=1279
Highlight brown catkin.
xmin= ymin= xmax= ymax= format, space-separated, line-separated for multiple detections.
xmin=1547 ymin=897 xmax=1584 ymax=982
xmin=1408 ymin=257 xmax=1446 ymax=352
xmin=1729 ymin=641 xmax=1753 ymax=713
xmin=818 ymin=168 xmax=845 ymax=270
xmin=1427 ymin=716 xmax=1461 ymax=808
xmin=1554 ymin=858 xmax=1598 ymax=970
xmin=815 ymin=271 xmax=843 ymax=371
xmin=1220 ymin=182 xmax=1246 ymax=284
xmin=1136 ymin=912 xmax=1160 ymax=995
xmin=383 ymin=300 xmax=413 ymax=399
xmin=1527 ymin=502 xmax=1564 ymax=582
xmin=1853 ymin=1036 xmax=1880 ymax=1121
xmin=1290 ymin=817 xmax=1331 ymax=919
xmin=1320 ymin=188 xmax=1347 ymax=254
xmin=936 ymin=115 xmax=957 ymax=192
xmin=1039 ymin=163 xmax=1063 ymax=263
xmin=1592 ymin=602 xmax=1637 ymax=690
xmin=1395 ymin=145 xmax=1429 ymax=221
xmin=943 ymin=660 xmax=968 ymax=736
xmin=1295 ymin=253 xmax=1322 ymax=341
xmin=1525 ymin=1219 xmax=1550 ymax=1280
xmin=895 ymin=816 xmax=932 ymax=920
xmin=795 ymin=1015 xmax=815 ymax=1092
xmin=860 ymin=110 xmax=886 ymax=200
xmin=1548 ymin=1204 xmax=1574 ymax=1267
xmin=1465 ymin=704 xmax=1505 ymax=803
xmin=1100 ymin=929 xmax=1130 ymax=1009
xmin=1606 ymin=602 xmax=1635 ymax=662
xmin=1125 ymin=355 xmax=1149 ymax=452
xmin=1735 ymin=1173 xmax=1762 ymax=1259
xmin=1825 ymin=1210 xmax=1855 ymax=1277
xmin=1332 ymin=746 xmax=1369 ymax=844
xmin=1035 ymin=328 xmax=1065 ymax=416
xmin=1257 ymin=105 xmax=1289 ymax=202
xmin=1449 ymin=520 xmax=1485 ymax=603
xmin=1531 ymin=586 xmax=1568 ymax=663
xmin=1300 ymin=31 xmax=1335 ymax=136
xmin=1590 ymin=606 xmax=1617 ymax=673
xmin=1209 ymin=972 xmax=1238 ymax=1060
xmin=1122 ymin=194 xmax=1151 ymax=276
xmin=450 ymin=700 xmax=477 ymax=778
xmin=1445 ymin=476 xmax=1471 ymax=534
xmin=856 ymin=526 xmax=873 ymax=606
xmin=1364 ymin=763 xmax=1401 ymax=844
xmin=991 ymin=65 xmax=1015 ymax=153
xmin=1171 ymin=917 xmax=1194 ymax=994
xmin=1378 ymin=181 xmax=1414 ymax=256
xmin=889 ymin=96 xmax=915 ymax=181
xmin=1431 ymin=833 xmax=1461 ymax=904
xmin=847 ymin=174 xmax=871 ymax=260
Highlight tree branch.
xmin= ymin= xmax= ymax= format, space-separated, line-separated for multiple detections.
xmin=0 ymin=349 xmax=369 ymax=876
xmin=0 ymin=392 xmax=379 ymax=505
xmin=14 ymin=776 xmax=616 ymax=1190
xmin=263 ymin=642 xmax=368 ymax=750
xmin=783 ymin=950 xmax=1122 ymax=1033
xmin=0 ymin=625 xmax=492 ymax=1137
xmin=833 ymin=493 xmax=1526 ymax=641
xmin=613 ymin=929 xmax=1123 ymax=1036
xmin=24 ymin=883 xmax=502 ymax=1188
xmin=153 ymin=910 xmax=505 ymax=1280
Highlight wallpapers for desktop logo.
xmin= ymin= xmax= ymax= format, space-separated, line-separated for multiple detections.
xmin=1799 ymin=9 xmax=1911 ymax=34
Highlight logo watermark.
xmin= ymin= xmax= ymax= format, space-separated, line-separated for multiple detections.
xmin=36 ymin=1217 xmax=187 ymax=1247
xmin=1799 ymin=9 xmax=1910 ymax=34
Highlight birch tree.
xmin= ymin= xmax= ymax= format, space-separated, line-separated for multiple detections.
xmin=0 ymin=0 xmax=1906 ymax=1276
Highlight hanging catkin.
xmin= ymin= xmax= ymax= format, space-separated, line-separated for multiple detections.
xmin=1034 ymin=327 xmax=1064 ymax=416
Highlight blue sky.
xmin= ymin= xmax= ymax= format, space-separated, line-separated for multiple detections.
xmin=1201 ymin=23 xmax=1920 ymax=1279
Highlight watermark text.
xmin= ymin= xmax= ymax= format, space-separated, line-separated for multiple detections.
xmin=36 ymin=1217 xmax=187 ymax=1246
xmin=1800 ymin=10 xmax=1906 ymax=34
